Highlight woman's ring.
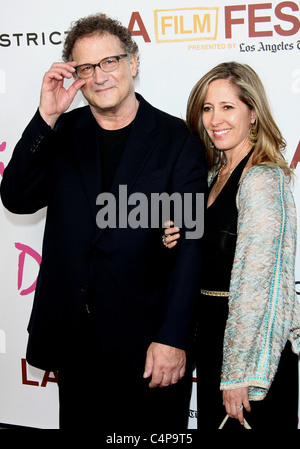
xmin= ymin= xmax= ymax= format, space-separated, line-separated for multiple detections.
xmin=162 ymin=235 xmax=168 ymax=247
xmin=237 ymin=405 xmax=243 ymax=410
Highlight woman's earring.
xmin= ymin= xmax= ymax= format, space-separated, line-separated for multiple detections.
xmin=248 ymin=123 xmax=257 ymax=144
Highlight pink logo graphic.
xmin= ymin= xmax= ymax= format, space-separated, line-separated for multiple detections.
xmin=15 ymin=243 xmax=42 ymax=295
xmin=0 ymin=140 xmax=6 ymax=177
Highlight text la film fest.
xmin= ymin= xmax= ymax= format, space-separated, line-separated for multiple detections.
xmin=0 ymin=0 xmax=299 ymax=430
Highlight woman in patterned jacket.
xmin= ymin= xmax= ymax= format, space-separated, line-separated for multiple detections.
xmin=163 ymin=62 xmax=300 ymax=430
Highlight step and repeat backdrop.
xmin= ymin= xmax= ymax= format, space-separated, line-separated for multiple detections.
xmin=0 ymin=0 xmax=299 ymax=429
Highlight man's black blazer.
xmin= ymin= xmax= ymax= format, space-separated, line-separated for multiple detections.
xmin=1 ymin=94 xmax=207 ymax=372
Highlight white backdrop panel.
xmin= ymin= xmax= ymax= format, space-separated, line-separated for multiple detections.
xmin=0 ymin=0 xmax=299 ymax=429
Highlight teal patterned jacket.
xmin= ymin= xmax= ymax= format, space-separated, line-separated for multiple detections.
xmin=219 ymin=165 xmax=300 ymax=400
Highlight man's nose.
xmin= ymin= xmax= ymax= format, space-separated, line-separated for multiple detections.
xmin=93 ymin=66 xmax=109 ymax=83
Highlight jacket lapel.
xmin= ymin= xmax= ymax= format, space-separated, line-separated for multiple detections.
xmin=93 ymin=95 xmax=158 ymax=243
xmin=73 ymin=106 xmax=103 ymax=223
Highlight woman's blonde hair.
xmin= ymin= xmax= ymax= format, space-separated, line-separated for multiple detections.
xmin=186 ymin=61 xmax=292 ymax=177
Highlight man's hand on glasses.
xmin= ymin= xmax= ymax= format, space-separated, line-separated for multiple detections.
xmin=39 ymin=61 xmax=86 ymax=129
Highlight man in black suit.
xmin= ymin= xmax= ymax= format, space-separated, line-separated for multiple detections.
xmin=0 ymin=14 xmax=207 ymax=430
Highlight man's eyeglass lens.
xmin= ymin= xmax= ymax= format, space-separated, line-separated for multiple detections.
xmin=75 ymin=54 xmax=128 ymax=79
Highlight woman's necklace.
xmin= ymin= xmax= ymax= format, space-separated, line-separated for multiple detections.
xmin=215 ymin=162 xmax=234 ymax=194
xmin=214 ymin=148 xmax=252 ymax=196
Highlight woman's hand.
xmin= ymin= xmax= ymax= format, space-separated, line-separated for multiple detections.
xmin=222 ymin=387 xmax=251 ymax=425
xmin=162 ymin=220 xmax=181 ymax=248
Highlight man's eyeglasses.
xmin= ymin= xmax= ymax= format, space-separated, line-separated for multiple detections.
xmin=74 ymin=54 xmax=128 ymax=79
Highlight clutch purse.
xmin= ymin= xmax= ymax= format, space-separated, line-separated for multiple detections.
xmin=219 ymin=414 xmax=251 ymax=429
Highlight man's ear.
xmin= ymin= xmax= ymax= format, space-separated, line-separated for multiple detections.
xmin=130 ymin=54 xmax=138 ymax=78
